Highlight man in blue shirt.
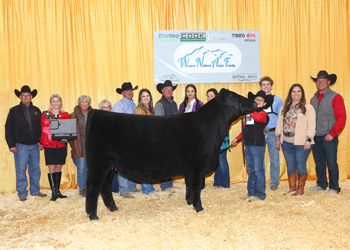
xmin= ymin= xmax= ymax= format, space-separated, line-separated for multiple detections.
xmin=259 ymin=76 xmax=283 ymax=190
xmin=112 ymin=82 xmax=139 ymax=198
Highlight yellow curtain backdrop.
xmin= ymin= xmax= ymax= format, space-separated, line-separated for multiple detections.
xmin=1 ymin=0 xmax=349 ymax=194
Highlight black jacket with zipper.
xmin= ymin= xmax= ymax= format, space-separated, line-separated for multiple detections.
xmin=5 ymin=102 xmax=42 ymax=148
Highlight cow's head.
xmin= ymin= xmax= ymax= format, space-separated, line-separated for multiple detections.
xmin=216 ymin=88 xmax=257 ymax=119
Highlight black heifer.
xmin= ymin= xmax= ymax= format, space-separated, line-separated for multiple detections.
xmin=85 ymin=89 xmax=256 ymax=220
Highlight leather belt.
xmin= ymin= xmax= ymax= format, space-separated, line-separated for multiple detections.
xmin=263 ymin=127 xmax=275 ymax=133
xmin=284 ymin=132 xmax=295 ymax=137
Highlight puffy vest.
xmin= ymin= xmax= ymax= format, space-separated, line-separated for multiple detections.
xmin=159 ymin=96 xmax=178 ymax=115
xmin=310 ymin=88 xmax=337 ymax=136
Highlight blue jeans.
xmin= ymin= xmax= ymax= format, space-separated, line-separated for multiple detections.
xmin=141 ymin=182 xmax=155 ymax=195
xmin=265 ymin=130 xmax=280 ymax=187
xmin=160 ymin=179 xmax=173 ymax=191
xmin=111 ymin=172 xmax=119 ymax=193
xmin=118 ymin=174 xmax=137 ymax=195
xmin=113 ymin=172 xmax=154 ymax=194
xmin=213 ymin=151 xmax=230 ymax=188
xmin=72 ymin=157 xmax=87 ymax=190
xmin=312 ymin=135 xmax=340 ymax=192
xmin=14 ymin=143 xmax=41 ymax=197
xmin=281 ymin=141 xmax=312 ymax=176
xmin=245 ymin=145 xmax=266 ymax=200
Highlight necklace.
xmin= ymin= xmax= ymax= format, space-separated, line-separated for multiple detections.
xmin=288 ymin=103 xmax=300 ymax=116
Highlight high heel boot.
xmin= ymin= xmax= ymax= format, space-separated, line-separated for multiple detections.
xmin=48 ymin=173 xmax=58 ymax=201
xmin=55 ymin=172 xmax=67 ymax=199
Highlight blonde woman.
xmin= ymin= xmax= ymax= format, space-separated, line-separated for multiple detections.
xmin=40 ymin=93 xmax=70 ymax=201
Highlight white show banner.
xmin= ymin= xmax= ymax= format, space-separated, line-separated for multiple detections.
xmin=154 ymin=30 xmax=261 ymax=84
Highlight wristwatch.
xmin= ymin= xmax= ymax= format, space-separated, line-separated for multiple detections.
xmin=307 ymin=138 xmax=312 ymax=142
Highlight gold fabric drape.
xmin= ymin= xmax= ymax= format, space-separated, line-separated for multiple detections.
xmin=1 ymin=0 xmax=349 ymax=194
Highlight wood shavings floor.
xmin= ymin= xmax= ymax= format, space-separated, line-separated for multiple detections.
xmin=1 ymin=180 xmax=350 ymax=249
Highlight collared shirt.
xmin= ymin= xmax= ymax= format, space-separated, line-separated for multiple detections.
xmin=154 ymin=96 xmax=177 ymax=116
xmin=311 ymin=91 xmax=346 ymax=137
xmin=112 ymin=97 xmax=136 ymax=114
xmin=21 ymin=102 xmax=32 ymax=129
xmin=184 ymin=99 xmax=196 ymax=113
xmin=266 ymin=94 xmax=283 ymax=129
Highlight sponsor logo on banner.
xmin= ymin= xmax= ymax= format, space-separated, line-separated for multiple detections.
xmin=231 ymin=33 xmax=246 ymax=38
xmin=159 ymin=74 xmax=180 ymax=83
xmin=157 ymin=33 xmax=179 ymax=42
xmin=244 ymin=33 xmax=256 ymax=42
xmin=232 ymin=74 xmax=258 ymax=82
xmin=174 ymin=43 xmax=242 ymax=73
xmin=180 ymin=33 xmax=206 ymax=42
xmin=207 ymin=33 xmax=231 ymax=40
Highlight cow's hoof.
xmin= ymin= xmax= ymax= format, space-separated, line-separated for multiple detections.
xmin=194 ymin=206 xmax=204 ymax=212
xmin=186 ymin=199 xmax=193 ymax=205
xmin=108 ymin=206 xmax=119 ymax=212
xmin=89 ymin=215 xmax=99 ymax=221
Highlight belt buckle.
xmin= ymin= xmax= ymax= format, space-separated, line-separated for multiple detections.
xmin=285 ymin=132 xmax=293 ymax=137
xmin=263 ymin=128 xmax=269 ymax=133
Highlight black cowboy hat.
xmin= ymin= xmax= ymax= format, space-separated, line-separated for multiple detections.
xmin=116 ymin=82 xmax=138 ymax=94
xmin=248 ymin=90 xmax=273 ymax=110
xmin=156 ymin=80 xmax=178 ymax=94
xmin=15 ymin=85 xmax=37 ymax=98
xmin=310 ymin=70 xmax=337 ymax=85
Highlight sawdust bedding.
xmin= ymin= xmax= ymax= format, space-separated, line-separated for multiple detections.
xmin=1 ymin=180 xmax=350 ymax=250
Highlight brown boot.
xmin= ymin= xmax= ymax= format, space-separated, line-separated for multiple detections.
xmin=292 ymin=174 xmax=308 ymax=196
xmin=283 ymin=172 xmax=297 ymax=196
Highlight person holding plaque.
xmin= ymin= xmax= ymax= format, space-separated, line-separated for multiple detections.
xmin=40 ymin=93 xmax=70 ymax=201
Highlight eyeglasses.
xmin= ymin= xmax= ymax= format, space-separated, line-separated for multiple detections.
xmin=101 ymin=106 xmax=111 ymax=110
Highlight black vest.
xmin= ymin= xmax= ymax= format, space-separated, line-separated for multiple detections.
xmin=159 ymin=96 xmax=178 ymax=115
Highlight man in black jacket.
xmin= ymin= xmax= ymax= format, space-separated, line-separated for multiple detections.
xmin=5 ymin=85 xmax=47 ymax=201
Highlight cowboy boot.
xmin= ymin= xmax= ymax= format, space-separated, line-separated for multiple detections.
xmin=292 ymin=174 xmax=308 ymax=196
xmin=48 ymin=173 xmax=58 ymax=201
xmin=55 ymin=172 xmax=67 ymax=199
xmin=283 ymin=172 xmax=297 ymax=196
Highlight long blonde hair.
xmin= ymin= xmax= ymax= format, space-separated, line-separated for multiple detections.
xmin=48 ymin=93 xmax=64 ymax=114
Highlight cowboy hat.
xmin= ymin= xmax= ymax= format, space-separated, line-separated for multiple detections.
xmin=248 ymin=90 xmax=273 ymax=110
xmin=310 ymin=70 xmax=337 ymax=85
xmin=116 ymin=82 xmax=138 ymax=94
xmin=14 ymin=85 xmax=37 ymax=98
xmin=156 ymin=80 xmax=177 ymax=94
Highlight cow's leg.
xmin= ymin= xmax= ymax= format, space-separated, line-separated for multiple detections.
xmin=189 ymin=175 xmax=204 ymax=212
xmin=101 ymin=168 xmax=118 ymax=212
xmin=86 ymin=163 xmax=111 ymax=221
xmin=185 ymin=175 xmax=193 ymax=205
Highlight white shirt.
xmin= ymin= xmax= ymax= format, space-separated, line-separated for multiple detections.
xmin=184 ymin=99 xmax=196 ymax=113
